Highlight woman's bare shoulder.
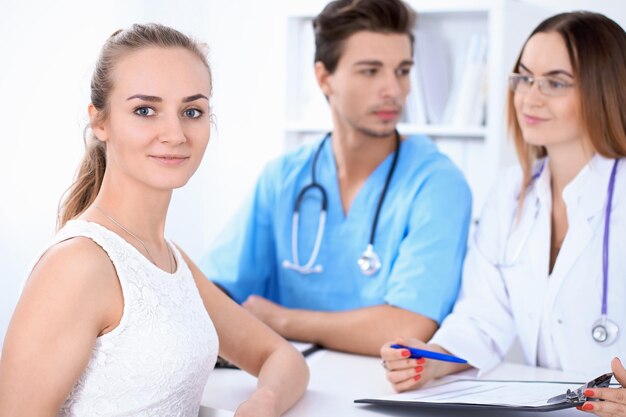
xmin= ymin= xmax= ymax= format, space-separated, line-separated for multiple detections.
xmin=25 ymin=235 xmax=119 ymax=302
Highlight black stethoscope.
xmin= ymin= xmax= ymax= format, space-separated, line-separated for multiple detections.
xmin=501 ymin=159 xmax=620 ymax=346
xmin=282 ymin=130 xmax=401 ymax=276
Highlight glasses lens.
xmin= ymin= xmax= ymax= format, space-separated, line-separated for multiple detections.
xmin=539 ymin=78 xmax=571 ymax=97
xmin=509 ymin=73 xmax=573 ymax=96
xmin=509 ymin=74 xmax=530 ymax=93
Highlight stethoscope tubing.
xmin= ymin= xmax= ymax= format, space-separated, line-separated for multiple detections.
xmin=368 ymin=132 xmax=401 ymax=245
xmin=601 ymin=159 xmax=619 ymax=317
xmin=284 ymin=141 xmax=330 ymax=274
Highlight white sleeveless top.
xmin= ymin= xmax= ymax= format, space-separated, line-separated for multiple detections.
xmin=31 ymin=220 xmax=219 ymax=417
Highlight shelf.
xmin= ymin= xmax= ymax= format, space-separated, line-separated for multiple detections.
xmin=284 ymin=0 xmax=551 ymax=217
xmin=287 ymin=0 xmax=494 ymax=17
xmin=285 ymin=122 xmax=486 ymax=138
xmin=404 ymin=0 xmax=493 ymax=14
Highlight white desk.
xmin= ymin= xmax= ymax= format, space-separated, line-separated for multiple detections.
xmin=201 ymin=349 xmax=592 ymax=416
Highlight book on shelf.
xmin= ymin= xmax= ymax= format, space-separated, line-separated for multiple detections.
xmin=414 ymin=27 xmax=452 ymax=125
xmin=444 ymin=33 xmax=488 ymax=127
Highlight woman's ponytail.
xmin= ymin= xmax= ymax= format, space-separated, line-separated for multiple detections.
xmin=57 ymin=137 xmax=106 ymax=229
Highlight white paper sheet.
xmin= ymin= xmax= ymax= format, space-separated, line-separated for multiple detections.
xmin=372 ymin=380 xmax=577 ymax=407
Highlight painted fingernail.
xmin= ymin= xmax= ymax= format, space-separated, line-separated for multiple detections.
xmin=582 ymin=403 xmax=594 ymax=411
xmin=417 ymin=358 xmax=426 ymax=364
xmin=584 ymin=389 xmax=594 ymax=397
xmin=414 ymin=375 xmax=421 ymax=381
xmin=401 ymin=350 xmax=411 ymax=357
xmin=415 ymin=366 xmax=423 ymax=373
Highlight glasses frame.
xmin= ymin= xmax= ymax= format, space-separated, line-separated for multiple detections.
xmin=508 ymin=73 xmax=575 ymax=97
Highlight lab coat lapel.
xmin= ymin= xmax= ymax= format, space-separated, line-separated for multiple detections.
xmin=544 ymin=156 xmax=611 ymax=301
xmin=524 ymin=191 xmax=551 ymax=365
xmin=508 ymin=172 xmax=550 ymax=365
xmin=549 ymin=213 xmax=593 ymax=283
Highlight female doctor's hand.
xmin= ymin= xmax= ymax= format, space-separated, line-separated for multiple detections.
xmin=380 ymin=337 xmax=445 ymax=392
xmin=578 ymin=357 xmax=626 ymax=416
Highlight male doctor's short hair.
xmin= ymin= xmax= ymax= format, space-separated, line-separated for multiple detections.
xmin=313 ymin=0 xmax=417 ymax=74
xmin=507 ymin=11 xmax=626 ymax=194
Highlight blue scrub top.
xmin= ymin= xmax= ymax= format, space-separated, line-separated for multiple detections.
xmin=200 ymin=135 xmax=472 ymax=324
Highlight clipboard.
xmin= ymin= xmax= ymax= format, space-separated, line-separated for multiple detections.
xmin=355 ymin=372 xmax=614 ymax=412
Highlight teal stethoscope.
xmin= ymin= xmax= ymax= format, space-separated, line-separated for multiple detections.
xmin=499 ymin=159 xmax=620 ymax=346
xmin=282 ymin=130 xmax=401 ymax=276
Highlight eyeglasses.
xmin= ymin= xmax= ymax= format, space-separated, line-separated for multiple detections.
xmin=508 ymin=73 xmax=575 ymax=97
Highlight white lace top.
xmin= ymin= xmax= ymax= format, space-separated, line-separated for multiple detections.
xmin=31 ymin=220 xmax=219 ymax=417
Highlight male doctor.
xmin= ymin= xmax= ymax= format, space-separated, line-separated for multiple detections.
xmin=201 ymin=0 xmax=471 ymax=355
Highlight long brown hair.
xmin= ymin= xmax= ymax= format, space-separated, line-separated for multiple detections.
xmin=57 ymin=23 xmax=211 ymax=229
xmin=507 ymin=11 xmax=626 ymax=205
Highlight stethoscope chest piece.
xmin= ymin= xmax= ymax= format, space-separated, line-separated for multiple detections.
xmin=357 ymin=244 xmax=382 ymax=276
xmin=591 ymin=316 xmax=619 ymax=346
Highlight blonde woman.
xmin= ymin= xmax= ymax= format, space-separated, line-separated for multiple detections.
xmin=0 ymin=23 xmax=308 ymax=417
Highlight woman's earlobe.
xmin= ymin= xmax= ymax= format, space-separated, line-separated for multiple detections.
xmin=88 ymin=104 xmax=107 ymax=142
xmin=91 ymin=126 xmax=107 ymax=143
xmin=87 ymin=103 xmax=99 ymax=120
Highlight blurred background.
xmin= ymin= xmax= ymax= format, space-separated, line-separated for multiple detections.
xmin=1 ymin=0 xmax=623 ymax=347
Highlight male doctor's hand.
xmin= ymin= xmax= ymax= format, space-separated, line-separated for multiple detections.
xmin=242 ymin=295 xmax=289 ymax=335
xmin=578 ymin=357 xmax=626 ymax=416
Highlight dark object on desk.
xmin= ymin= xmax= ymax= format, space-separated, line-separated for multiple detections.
xmin=356 ymin=400 xmax=577 ymax=413
xmin=214 ymin=356 xmax=238 ymax=369
xmin=355 ymin=372 xmax=615 ymax=412
xmin=214 ymin=344 xmax=323 ymax=369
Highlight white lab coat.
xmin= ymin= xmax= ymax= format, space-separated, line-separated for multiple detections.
xmin=431 ymin=154 xmax=626 ymax=375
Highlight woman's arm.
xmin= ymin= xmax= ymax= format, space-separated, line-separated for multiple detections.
xmin=0 ymin=238 xmax=123 ymax=417
xmin=182 ymin=250 xmax=309 ymax=416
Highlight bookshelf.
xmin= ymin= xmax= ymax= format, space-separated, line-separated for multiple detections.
xmin=284 ymin=0 xmax=550 ymax=216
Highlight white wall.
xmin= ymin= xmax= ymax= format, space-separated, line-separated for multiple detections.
xmin=0 ymin=0 xmax=145 ymax=347
xmin=524 ymin=0 xmax=625 ymax=21
xmin=0 ymin=0 xmax=623 ymax=347
xmin=0 ymin=0 xmax=288 ymax=346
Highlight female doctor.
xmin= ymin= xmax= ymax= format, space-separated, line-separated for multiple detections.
xmin=380 ymin=11 xmax=626 ymax=415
